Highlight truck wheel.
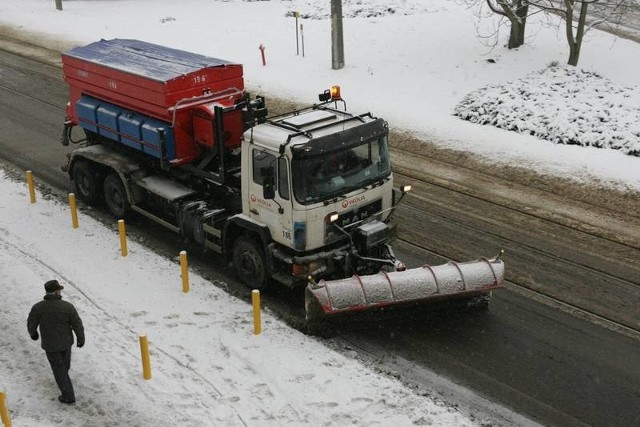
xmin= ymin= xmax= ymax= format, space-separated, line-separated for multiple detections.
xmin=233 ymin=235 xmax=268 ymax=290
xmin=73 ymin=161 xmax=101 ymax=205
xmin=103 ymin=173 xmax=130 ymax=219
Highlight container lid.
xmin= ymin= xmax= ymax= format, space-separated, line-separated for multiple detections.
xmin=64 ymin=39 xmax=238 ymax=83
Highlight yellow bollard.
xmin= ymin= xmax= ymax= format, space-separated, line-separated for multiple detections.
xmin=180 ymin=250 xmax=189 ymax=293
xmin=0 ymin=390 xmax=11 ymax=427
xmin=118 ymin=219 xmax=128 ymax=257
xmin=68 ymin=193 xmax=79 ymax=229
xmin=139 ymin=335 xmax=152 ymax=380
xmin=26 ymin=170 xmax=36 ymax=204
xmin=252 ymin=289 xmax=261 ymax=335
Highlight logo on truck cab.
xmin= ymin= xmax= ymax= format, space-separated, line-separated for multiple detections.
xmin=341 ymin=195 xmax=365 ymax=209
xmin=250 ymin=193 xmax=272 ymax=208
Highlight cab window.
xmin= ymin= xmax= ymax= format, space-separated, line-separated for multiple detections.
xmin=252 ymin=149 xmax=276 ymax=186
xmin=278 ymin=156 xmax=290 ymax=200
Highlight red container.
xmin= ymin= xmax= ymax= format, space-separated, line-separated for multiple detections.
xmin=62 ymin=39 xmax=245 ymax=164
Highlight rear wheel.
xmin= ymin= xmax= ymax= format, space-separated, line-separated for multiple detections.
xmin=72 ymin=161 xmax=101 ymax=205
xmin=232 ymin=235 xmax=269 ymax=290
xmin=103 ymin=173 xmax=130 ymax=219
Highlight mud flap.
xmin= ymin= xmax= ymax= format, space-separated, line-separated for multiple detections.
xmin=305 ymin=254 xmax=504 ymax=321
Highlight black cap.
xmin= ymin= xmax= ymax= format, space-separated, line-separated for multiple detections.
xmin=44 ymin=280 xmax=64 ymax=293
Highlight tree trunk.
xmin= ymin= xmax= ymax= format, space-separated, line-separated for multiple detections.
xmin=568 ymin=43 xmax=580 ymax=66
xmin=566 ymin=0 xmax=589 ymax=66
xmin=507 ymin=3 xmax=529 ymax=49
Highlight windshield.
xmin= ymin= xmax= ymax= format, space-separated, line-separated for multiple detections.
xmin=291 ymin=136 xmax=391 ymax=204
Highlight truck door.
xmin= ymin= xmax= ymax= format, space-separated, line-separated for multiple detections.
xmin=247 ymin=149 xmax=293 ymax=247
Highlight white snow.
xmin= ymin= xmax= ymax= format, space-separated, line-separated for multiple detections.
xmin=1 ymin=0 xmax=639 ymax=190
xmin=454 ymin=64 xmax=640 ymax=156
xmin=1 ymin=0 xmax=638 ymax=425
xmin=0 ymin=173 xmax=496 ymax=426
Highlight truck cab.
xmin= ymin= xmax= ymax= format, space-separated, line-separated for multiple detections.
xmin=233 ymin=96 xmax=401 ymax=288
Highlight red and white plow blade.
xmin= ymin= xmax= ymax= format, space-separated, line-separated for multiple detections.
xmin=305 ymin=255 xmax=504 ymax=320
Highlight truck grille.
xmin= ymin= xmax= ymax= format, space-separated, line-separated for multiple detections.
xmin=326 ymin=199 xmax=383 ymax=241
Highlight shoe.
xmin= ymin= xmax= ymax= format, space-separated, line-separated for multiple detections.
xmin=58 ymin=396 xmax=75 ymax=405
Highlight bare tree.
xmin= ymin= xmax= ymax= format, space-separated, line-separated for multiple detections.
xmin=535 ymin=0 xmax=638 ymax=65
xmin=485 ymin=0 xmax=530 ymax=48
xmin=468 ymin=0 xmax=640 ymax=65
xmin=563 ymin=0 xmax=590 ymax=65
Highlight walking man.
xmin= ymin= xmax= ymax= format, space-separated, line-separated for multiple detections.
xmin=27 ymin=279 xmax=85 ymax=404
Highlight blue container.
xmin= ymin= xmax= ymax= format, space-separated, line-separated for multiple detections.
xmin=96 ymin=106 xmax=120 ymax=141
xmin=76 ymin=96 xmax=176 ymax=161
xmin=76 ymin=98 xmax=99 ymax=133
xmin=141 ymin=120 xmax=175 ymax=160
xmin=118 ymin=113 xmax=143 ymax=151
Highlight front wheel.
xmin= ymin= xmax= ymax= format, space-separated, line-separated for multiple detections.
xmin=232 ymin=235 xmax=269 ymax=290
xmin=103 ymin=173 xmax=130 ymax=219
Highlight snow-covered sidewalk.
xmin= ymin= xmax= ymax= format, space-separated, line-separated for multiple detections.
xmin=0 ymin=169 xmax=494 ymax=426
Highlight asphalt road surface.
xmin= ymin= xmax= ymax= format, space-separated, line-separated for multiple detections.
xmin=1 ymin=38 xmax=639 ymax=427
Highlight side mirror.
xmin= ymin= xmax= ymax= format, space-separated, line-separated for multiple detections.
xmin=261 ymin=167 xmax=275 ymax=200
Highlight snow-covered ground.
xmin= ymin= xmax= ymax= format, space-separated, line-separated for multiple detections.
xmin=1 ymin=0 xmax=639 ymax=190
xmin=455 ymin=63 xmax=640 ymax=156
xmin=0 ymin=170 xmax=536 ymax=426
xmin=1 ymin=0 xmax=638 ymax=425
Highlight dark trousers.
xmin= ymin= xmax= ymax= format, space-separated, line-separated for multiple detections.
xmin=46 ymin=348 xmax=75 ymax=401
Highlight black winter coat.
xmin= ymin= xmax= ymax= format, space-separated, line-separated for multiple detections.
xmin=27 ymin=294 xmax=85 ymax=352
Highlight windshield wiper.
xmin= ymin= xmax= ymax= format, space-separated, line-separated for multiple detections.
xmin=323 ymin=193 xmax=347 ymax=206
xmin=321 ymin=184 xmax=366 ymax=205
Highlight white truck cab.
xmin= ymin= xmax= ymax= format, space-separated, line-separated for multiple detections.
xmin=237 ymin=99 xmax=400 ymax=287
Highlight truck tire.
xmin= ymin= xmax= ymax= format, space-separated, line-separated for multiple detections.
xmin=103 ymin=173 xmax=130 ymax=219
xmin=73 ymin=161 xmax=102 ymax=205
xmin=233 ymin=235 xmax=269 ymax=290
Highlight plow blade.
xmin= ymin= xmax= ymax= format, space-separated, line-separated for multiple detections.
xmin=305 ymin=255 xmax=504 ymax=321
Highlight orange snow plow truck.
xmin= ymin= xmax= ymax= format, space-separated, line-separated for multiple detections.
xmin=60 ymin=39 xmax=504 ymax=322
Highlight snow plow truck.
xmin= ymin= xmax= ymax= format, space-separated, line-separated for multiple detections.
xmin=60 ymin=39 xmax=504 ymax=322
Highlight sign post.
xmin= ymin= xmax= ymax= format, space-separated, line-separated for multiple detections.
xmin=331 ymin=0 xmax=344 ymax=69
